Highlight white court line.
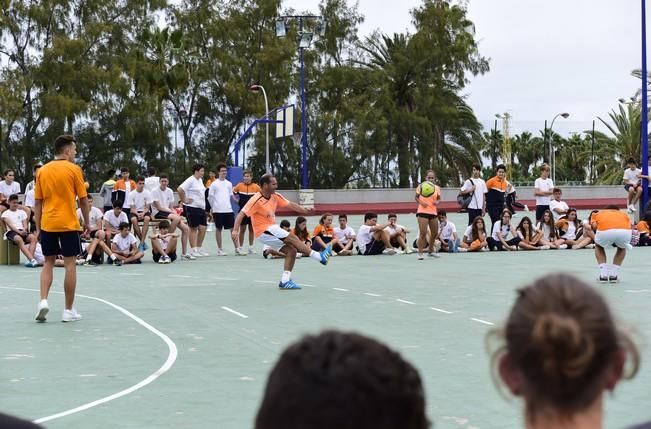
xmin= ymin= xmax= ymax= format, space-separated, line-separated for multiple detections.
xmin=0 ymin=286 xmax=177 ymax=425
xmin=213 ymin=277 xmax=239 ymax=281
xmin=119 ymin=273 xmax=144 ymax=276
xmin=332 ymin=287 xmax=349 ymax=292
xmin=625 ymin=289 xmax=651 ymax=293
xmin=221 ymin=306 xmax=249 ymax=319
xmin=255 ymin=280 xmax=276 ymax=284
xmin=396 ymin=299 xmax=415 ymax=305
xmin=430 ymin=307 xmax=453 ymax=314
xmin=170 ymin=275 xmax=196 ymax=279
xmin=470 ymin=318 xmax=494 ymax=326
xmin=301 ymin=284 xmax=317 ymax=288
xmin=364 ymin=292 xmax=382 ymax=297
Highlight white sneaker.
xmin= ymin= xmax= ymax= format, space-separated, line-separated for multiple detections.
xmin=417 ymin=253 xmax=424 ymax=260
xmin=35 ymin=299 xmax=49 ymax=322
xmin=190 ymin=250 xmax=203 ymax=258
xmin=585 ymin=243 xmax=595 ymax=249
xmin=395 ymin=249 xmax=405 ymax=255
xmin=539 ymin=245 xmax=551 ymax=250
xmin=216 ymin=249 xmax=226 ymax=256
xmin=404 ymin=247 xmax=414 ymax=254
xmin=198 ymin=248 xmax=210 ymax=257
xmin=559 ymin=244 xmax=568 ymax=249
xmin=382 ymin=248 xmax=396 ymax=255
xmin=631 ymin=205 xmax=637 ymax=212
xmin=182 ymin=253 xmax=196 ymax=260
xmin=248 ymin=247 xmax=257 ymax=255
xmin=458 ymin=247 xmax=468 ymax=252
xmin=427 ymin=252 xmax=441 ymax=258
xmin=62 ymin=308 xmax=82 ymax=322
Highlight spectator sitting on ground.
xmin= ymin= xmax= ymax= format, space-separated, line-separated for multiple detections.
xmin=460 ymin=216 xmax=488 ymax=252
xmin=487 ymin=209 xmax=521 ymax=251
xmin=637 ymin=211 xmax=651 ymax=246
xmin=78 ymin=194 xmax=117 ymax=266
xmin=255 ymin=330 xmax=430 ymax=429
xmin=291 ymin=216 xmax=312 ymax=246
xmin=515 ymin=216 xmax=548 ymax=250
xmin=151 ymin=174 xmax=191 ymax=260
xmin=556 ymin=208 xmax=593 ymax=250
xmin=489 ymin=273 xmax=639 ymax=429
xmin=102 ymin=200 xmax=128 ymax=243
xmin=150 ymin=220 xmax=177 ymax=264
xmin=549 ymin=188 xmax=569 ymax=222
xmin=384 ymin=213 xmax=411 ymax=253
xmin=111 ymin=222 xmax=144 ymax=265
xmin=436 ymin=210 xmax=460 ymax=253
xmin=357 ymin=212 xmax=396 ymax=255
xmin=263 ymin=220 xmax=291 ymax=259
xmin=312 ymin=213 xmax=341 ymax=253
xmin=1 ymin=194 xmax=38 ymax=267
xmin=333 ymin=214 xmax=355 ymax=256
xmin=535 ymin=209 xmax=566 ymax=249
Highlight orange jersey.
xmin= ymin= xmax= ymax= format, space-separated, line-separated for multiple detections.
xmin=637 ymin=220 xmax=650 ymax=235
xmin=241 ymin=192 xmax=290 ymax=237
xmin=35 ymin=159 xmax=87 ymax=232
xmin=592 ymin=210 xmax=631 ymax=231
xmin=416 ymin=184 xmax=440 ymax=215
xmin=485 ymin=176 xmax=508 ymax=192
xmin=313 ymin=224 xmax=334 ymax=238
xmin=233 ymin=182 xmax=262 ymax=195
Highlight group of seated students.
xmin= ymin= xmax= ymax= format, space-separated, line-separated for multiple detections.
xmin=5 ymin=273 xmax=647 ymax=429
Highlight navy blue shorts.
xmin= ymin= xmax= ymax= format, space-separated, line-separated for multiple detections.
xmin=40 ymin=230 xmax=82 ymax=257
xmin=154 ymin=211 xmax=172 ymax=220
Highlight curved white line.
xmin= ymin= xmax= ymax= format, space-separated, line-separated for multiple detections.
xmin=0 ymin=287 xmax=178 ymax=425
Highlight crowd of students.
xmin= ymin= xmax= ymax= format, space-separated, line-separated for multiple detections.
xmin=2 ymin=273 xmax=647 ymax=428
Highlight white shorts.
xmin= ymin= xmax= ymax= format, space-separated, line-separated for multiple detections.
xmin=257 ymin=225 xmax=290 ymax=250
xmin=595 ymin=229 xmax=632 ymax=249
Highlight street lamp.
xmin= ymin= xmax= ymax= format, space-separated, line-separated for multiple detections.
xmin=275 ymin=14 xmax=324 ymax=189
xmin=642 ymin=0 xmax=650 ymax=210
xmin=549 ymin=112 xmax=570 ymax=182
xmin=249 ymin=84 xmax=270 ymax=174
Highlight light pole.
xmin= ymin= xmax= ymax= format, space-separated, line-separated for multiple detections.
xmin=591 ymin=119 xmax=596 ymax=185
xmin=249 ymin=84 xmax=270 ymax=173
xmin=642 ymin=0 xmax=649 ymax=210
xmin=276 ymin=15 xmax=325 ymax=189
xmin=549 ymin=112 xmax=570 ymax=182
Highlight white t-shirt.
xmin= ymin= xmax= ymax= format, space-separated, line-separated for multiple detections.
xmin=623 ymin=168 xmax=641 ymax=185
xmin=113 ymin=232 xmax=138 ymax=252
xmin=333 ymin=226 xmax=356 ymax=245
xmin=384 ymin=223 xmax=406 ymax=236
xmin=491 ymin=220 xmax=513 ymax=241
xmin=439 ymin=221 xmax=457 ymax=241
xmin=121 ymin=181 xmax=132 ymax=208
xmin=534 ymin=177 xmax=554 ymax=206
xmin=179 ymin=176 xmax=205 ymax=209
xmin=517 ymin=224 xmax=539 ymax=241
xmin=0 ymin=181 xmax=20 ymax=199
xmin=1 ymin=209 xmax=27 ymax=231
xmin=24 ymin=189 xmax=35 ymax=207
xmin=536 ymin=222 xmax=554 ymax=241
xmin=562 ymin=221 xmax=577 ymax=240
xmin=25 ymin=180 xmax=35 ymax=193
xmin=460 ymin=178 xmax=487 ymax=210
xmin=127 ymin=189 xmax=153 ymax=212
xmin=463 ymin=225 xmax=478 ymax=241
xmin=103 ymin=210 xmax=129 ymax=230
xmin=549 ymin=199 xmax=569 ymax=222
xmin=144 ymin=176 xmax=160 ymax=193
xmin=33 ymin=243 xmax=44 ymax=264
xmin=151 ymin=187 xmax=175 ymax=216
xmin=78 ymin=206 xmax=103 ymax=229
xmin=356 ymin=225 xmax=374 ymax=251
xmin=208 ymin=179 xmax=234 ymax=213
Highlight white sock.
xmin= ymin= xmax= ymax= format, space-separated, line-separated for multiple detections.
xmin=86 ymin=254 xmax=92 ymax=261
xmin=598 ymin=263 xmax=607 ymax=277
xmin=281 ymin=271 xmax=291 ymax=283
xmin=611 ymin=264 xmax=620 ymax=276
xmin=110 ymin=254 xmax=117 ymax=261
xmin=309 ymin=250 xmax=322 ymax=261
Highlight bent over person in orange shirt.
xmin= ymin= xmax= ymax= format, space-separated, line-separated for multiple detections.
xmin=232 ymin=174 xmax=332 ymax=290
xmin=591 ymin=205 xmax=633 ymax=283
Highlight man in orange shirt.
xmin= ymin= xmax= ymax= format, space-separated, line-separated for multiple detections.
xmin=591 ymin=205 xmax=632 ymax=283
xmin=34 ymin=135 xmax=90 ymax=322
xmin=232 ymin=174 xmax=332 ymax=290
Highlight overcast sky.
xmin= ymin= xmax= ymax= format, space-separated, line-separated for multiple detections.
xmin=282 ymin=0 xmax=644 ymax=136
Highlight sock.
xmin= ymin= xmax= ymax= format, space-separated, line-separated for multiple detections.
xmin=611 ymin=264 xmax=620 ymax=277
xmin=309 ymin=250 xmax=322 ymax=261
xmin=281 ymin=271 xmax=291 ymax=283
xmin=598 ymin=263 xmax=607 ymax=277
xmin=110 ymin=254 xmax=117 ymax=261
xmin=86 ymin=254 xmax=92 ymax=261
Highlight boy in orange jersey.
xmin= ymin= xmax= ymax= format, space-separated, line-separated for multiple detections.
xmin=232 ymin=174 xmax=332 ymax=290
xmin=591 ymin=205 xmax=633 ymax=283
xmin=233 ymin=169 xmax=262 ymax=254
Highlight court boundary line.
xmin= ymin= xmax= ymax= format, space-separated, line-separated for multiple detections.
xmin=0 ymin=287 xmax=178 ymax=425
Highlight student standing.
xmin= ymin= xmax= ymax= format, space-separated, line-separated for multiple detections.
xmin=208 ymin=163 xmax=238 ymax=255
xmin=178 ymin=164 xmax=209 ymax=257
xmin=232 ymin=169 xmax=262 ymax=254
xmin=485 ymin=164 xmax=508 ymax=231
xmin=534 ymin=163 xmax=554 ymax=222
xmin=459 ymin=163 xmax=487 ymax=225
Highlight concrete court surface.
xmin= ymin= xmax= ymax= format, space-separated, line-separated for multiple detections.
xmin=1 ymin=211 xmax=650 ymax=429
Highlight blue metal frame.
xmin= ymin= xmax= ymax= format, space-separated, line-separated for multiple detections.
xmin=233 ymin=105 xmax=293 ymax=167
xmin=642 ymin=0 xmax=649 ymax=210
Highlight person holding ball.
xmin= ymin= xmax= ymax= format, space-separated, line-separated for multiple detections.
xmin=415 ymin=169 xmax=440 ymax=260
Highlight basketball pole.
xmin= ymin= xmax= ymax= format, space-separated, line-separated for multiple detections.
xmin=642 ymin=0 xmax=649 ymax=210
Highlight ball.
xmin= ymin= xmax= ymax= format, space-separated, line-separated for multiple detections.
xmin=420 ymin=181 xmax=435 ymax=197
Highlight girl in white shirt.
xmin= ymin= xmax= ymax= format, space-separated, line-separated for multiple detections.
xmin=556 ymin=209 xmax=593 ymax=249
xmin=460 ymin=216 xmax=488 ymax=252
xmin=516 ymin=216 xmax=548 ymax=250
xmin=488 ymin=209 xmax=520 ymax=251
xmin=536 ymin=209 xmax=566 ymax=249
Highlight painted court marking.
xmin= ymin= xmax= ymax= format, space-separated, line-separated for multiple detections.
xmin=431 ymin=307 xmax=453 ymax=314
xmin=470 ymin=318 xmax=494 ymax=326
xmin=396 ymin=298 xmax=415 ymax=305
xmin=332 ymin=287 xmax=349 ymax=292
xmin=221 ymin=306 xmax=249 ymax=319
xmin=255 ymin=280 xmax=277 ymax=284
xmin=0 ymin=286 xmax=178 ymax=425
xmin=363 ymin=292 xmax=382 ymax=297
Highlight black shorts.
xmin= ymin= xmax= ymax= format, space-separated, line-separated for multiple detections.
xmin=89 ymin=230 xmax=100 ymax=239
xmin=213 ymin=212 xmax=234 ymax=229
xmin=624 ymin=184 xmax=641 ymax=191
xmin=311 ymin=236 xmax=333 ymax=251
xmin=103 ymin=205 xmax=113 ymax=214
xmin=359 ymin=239 xmax=385 ymax=255
xmin=130 ymin=211 xmax=152 ymax=219
xmin=6 ymin=230 xmax=28 ymax=243
xmin=416 ymin=213 xmax=437 ymax=220
xmin=122 ymin=208 xmax=131 ymax=218
xmin=153 ymin=250 xmax=177 ymax=263
xmin=535 ymin=205 xmax=550 ymax=221
xmin=154 ymin=211 xmax=172 ymax=220
xmin=184 ymin=205 xmax=207 ymax=227
xmin=40 ymin=230 xmax=82 ymax=257
xmin=205 ymin=189 xmax=211 ymax=212
xmin=241 ymin=214 xmax=252 ymax=226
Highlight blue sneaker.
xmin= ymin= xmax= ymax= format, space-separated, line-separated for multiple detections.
xmin=319 ymin=244 xmax=333 ymax=266
xmin=278 ymin=279 xmax=302 ymax=290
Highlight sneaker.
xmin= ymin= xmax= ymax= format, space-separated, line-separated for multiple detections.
xmin=405 ymin=247 xmax=414 ymax=254
xmin=157 ymin=257 xmax=166 ymax=264
xmin=539 ymin=245 xmax=551 ymax=250
xmin=598 ymin=276 xmax=609 ymax=283
xmin=235 ymin=247 xmax=244 ymax=256
xmin=112 ymin=259 xmax=123 ymax=266
xmin=585 ymin=243 xmax=595 ymax=249
xmin=182 ymin=253 xmax=196 ymax=261
xmin=417 ymin=253 xmax=424 ymax=260
xmin=458 ymin=247 xmax=468 ymax=253
xmin=559 ymin=244 xmax=568 ymax=249
xmin=216 ymin=249 xmax=226 ymax=256
xmin=84 ymin=260 xmax=98 ymax=266
xmin=190 ymin=250 xmax=203 ymax=258
xmin=319 ymin=244 xmax=333 ymax=265
xmin=62 ymin=308 xmax=82 ymax=322
xmin=383 ymin=248 xmax=396 ymax=255
xmin=395 ymin=249 xmax=405 ymax=255
xmin=427 ymin=252 xmax=441 ymax=258
xmin=198 ymin=248 xmax=210 ymax=257
xmin=35 ymin=299 xmax=49 ymax=322
xmin=608 ymin=275 xmax=619 ymax=283
xmin=248 ymin=247 xmax=257 ymax=255
xmin=263 ymin=249 xmax=270 ymax=259
xmin=630 ymin=205 xmax=637 ymax=212
xmin=278 ymin=279 xmax=302 ymax=290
